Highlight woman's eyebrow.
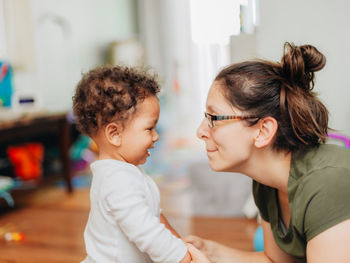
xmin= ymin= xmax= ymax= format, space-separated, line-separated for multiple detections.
xmin=207 ymin=105 xmax=226 ymax=114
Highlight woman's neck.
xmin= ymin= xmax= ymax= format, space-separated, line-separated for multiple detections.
xmin=242 ymin=148 xmax=291 ymax=193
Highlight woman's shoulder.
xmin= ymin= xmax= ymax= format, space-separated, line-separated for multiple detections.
xmin=310 ymin=143 xmax=350 ymax=163
xmin=292 ymin=144 xmax=350 ymax=197
xmin=293 ymin=164 xmax=350 ymax=241
xmin=318 ymin=143 xmax=350 ymax=156
xmin=291 ymin=144 xmax=350 ymax=179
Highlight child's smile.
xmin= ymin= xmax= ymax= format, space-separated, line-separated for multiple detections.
xmin=117 ymin=95 xmax=160 ymax=166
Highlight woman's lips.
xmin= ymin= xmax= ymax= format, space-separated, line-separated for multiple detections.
xmin=206 ymin=148 xmax=217 ymax=152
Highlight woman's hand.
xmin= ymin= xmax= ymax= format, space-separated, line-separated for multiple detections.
xmin=186 ymin=243 xmax=211 ymax=263
xmin=183 ymin=235 xmax=217 ymax=261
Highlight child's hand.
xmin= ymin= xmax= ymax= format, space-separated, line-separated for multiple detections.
xmin=179 ymin=251 xmax=192 ymax=263
xmin=186 ymin=243 xmax=211 ymax=263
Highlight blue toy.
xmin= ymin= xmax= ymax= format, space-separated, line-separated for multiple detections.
xmin=0 ymin=176 xmax=15 ymax=207
xmin=254 ymin=225 xmax=264 ymax=252
xmin=70 ymin=135 xmax=92 ymax=161
xmin=0 ymin=61 xmax=14 ymax=107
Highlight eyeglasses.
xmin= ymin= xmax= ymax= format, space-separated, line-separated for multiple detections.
xmin=204 ymin=112 xmax=259 ymax=128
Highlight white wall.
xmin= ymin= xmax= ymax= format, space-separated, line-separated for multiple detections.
xmin=5 ymin=0 xmax=137 ymax=112
xmin=256 ymin=0 xmax=350 ymax=135
xmin=0 ymin=1 xmax=7 ymax=58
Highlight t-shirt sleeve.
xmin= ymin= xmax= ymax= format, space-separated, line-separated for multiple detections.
xmin=299 ymin=167 xmax=350 ymax=241
xmin=102 ymin=170 xmax=187 ymax=263
xmin=252 ymin=180 xmax=270 ymax=222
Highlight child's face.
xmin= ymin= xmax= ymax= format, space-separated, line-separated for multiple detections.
xmin=118 ymin=95 xmax=160 ymax=166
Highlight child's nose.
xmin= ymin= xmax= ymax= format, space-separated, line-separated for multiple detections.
xmin=153 ymin=130 xmax=159 ymax=142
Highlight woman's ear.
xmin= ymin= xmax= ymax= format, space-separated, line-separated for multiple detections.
xmin=254 ymin=117 xmax=278 ymax=148
xmin=105 ymin=123 xmax=122 ymax=147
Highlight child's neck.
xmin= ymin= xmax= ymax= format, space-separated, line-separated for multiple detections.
xmin=97 ymin=150 xmax=124 ymax=162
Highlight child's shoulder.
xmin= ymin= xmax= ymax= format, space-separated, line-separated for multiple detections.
xmin=91 ymin=160 xmax=148 ymax=194
xmin=91 ymin=159 xmax=143 ymax=179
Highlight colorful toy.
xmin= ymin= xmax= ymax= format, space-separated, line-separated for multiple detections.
xmin=328 ymin=133 xmax=350 ymax=148
xmin=4 ymin=232 xmax=25 ymax=242
xmin=7 ymin=143 xmax=44 ymax=181
xmin=0 ymin=61 xmax=14 ymax=107
xmin=0 ymin=176 xmax=15 ymax=207
xmin=0 ymin=223 xmax=25 ymax=242
xmin=70 ymin=135 xmax=97 ymax=172
xmin=70 ymin=135 xmax=91 ymax=161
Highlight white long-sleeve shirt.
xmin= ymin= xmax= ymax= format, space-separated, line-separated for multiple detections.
xmin=81 ymin=159 xmax=187 ymax=263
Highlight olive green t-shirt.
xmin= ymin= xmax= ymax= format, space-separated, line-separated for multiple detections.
xmin=253 ymin=144 xmax=350 ymax=263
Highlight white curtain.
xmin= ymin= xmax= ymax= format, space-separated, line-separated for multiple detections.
xmin=0 ymin=0 xmax=8 ymax=59
xmin=1 ymin=0 xmax=36 ymax=72
xmin=138 ymin=0 xmax=256 ymax=141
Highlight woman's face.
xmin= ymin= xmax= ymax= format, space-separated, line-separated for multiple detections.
xmin=197 ymin=82 xmax=258 ymax=172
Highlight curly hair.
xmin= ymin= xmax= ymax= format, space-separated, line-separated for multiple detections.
xmin=72 ymin=65 xmax=160 ymax=136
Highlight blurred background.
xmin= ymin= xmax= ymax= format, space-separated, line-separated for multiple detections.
xmin=1 ymin=0 xmax=350 ymax=227
xmin=2 ymin=0 xmax=349 ymax=137
xmin=0 ymin=0 xmax=350 ymax=261
xmin=0 ymin=0 xmax=350 ymax=217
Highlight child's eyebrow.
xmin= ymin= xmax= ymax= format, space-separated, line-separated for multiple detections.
xmin=147 ymin=118 xmax=158 ymax=126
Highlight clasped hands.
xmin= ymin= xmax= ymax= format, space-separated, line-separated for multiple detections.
xmin=183 ymin=235 xmax=212 ymax=263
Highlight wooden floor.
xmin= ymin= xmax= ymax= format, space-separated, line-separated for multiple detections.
xmin=0 ymin=183 xmax=258 ymax=263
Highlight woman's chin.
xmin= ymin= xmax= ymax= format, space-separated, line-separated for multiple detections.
xmin=209 ymin=161 xmax=239 ymax=173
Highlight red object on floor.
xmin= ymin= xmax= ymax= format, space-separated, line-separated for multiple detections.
xmin=7 ymin=143 xmax=44 ymax=180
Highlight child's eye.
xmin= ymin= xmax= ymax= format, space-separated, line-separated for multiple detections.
xmin=147 ymin=127 xmax=153 ymax=131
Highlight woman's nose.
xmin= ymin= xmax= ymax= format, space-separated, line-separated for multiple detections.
xmin=197 ymin=119 xmax=210 ymax=140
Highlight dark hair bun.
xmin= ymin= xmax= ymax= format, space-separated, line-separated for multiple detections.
xmin=281 ymin=42 xmax=326 ymax=90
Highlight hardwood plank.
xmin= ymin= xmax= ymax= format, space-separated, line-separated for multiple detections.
xmin=0 ymin=184 xmax=258 ymax=262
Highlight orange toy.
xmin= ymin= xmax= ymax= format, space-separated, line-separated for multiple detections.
xmin=4 ymin=232 xmax=25 ymax=242
xmin=7 ymin=143 xmax=44 ymax=181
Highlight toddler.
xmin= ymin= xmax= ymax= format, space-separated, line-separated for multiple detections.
xmin=73 ymin=65 xmax=191 ymax=263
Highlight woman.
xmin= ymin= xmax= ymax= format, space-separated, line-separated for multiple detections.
xmin=185 ymin=43 xmax=350 ymax=263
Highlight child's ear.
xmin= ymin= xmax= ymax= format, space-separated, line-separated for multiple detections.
xmin=105 ymin=123 xmax=122 ymax=147
xmin=254 ymin=117 xmax=278 ymax=148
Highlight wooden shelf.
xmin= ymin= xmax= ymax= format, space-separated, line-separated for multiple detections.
xmin=0 ymin=111 xmax=73 ymax=194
